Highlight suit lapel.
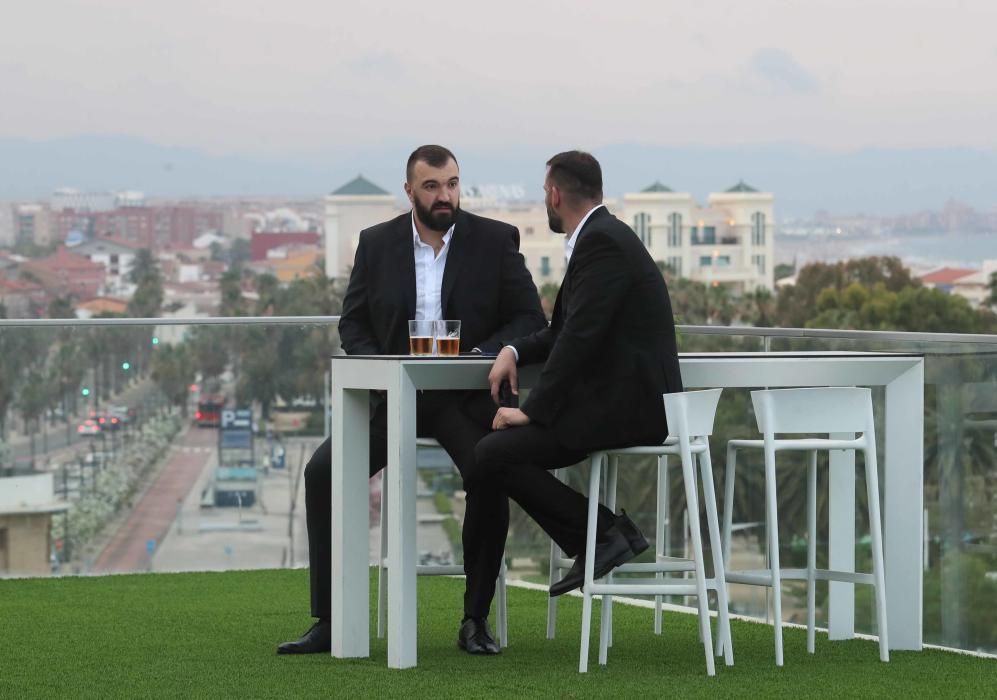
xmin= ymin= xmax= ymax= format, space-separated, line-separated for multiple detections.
xmin=395 ymin=214 xmax=416 ymax=320
xmin=440 ymin=211 xmax=469 ymax=315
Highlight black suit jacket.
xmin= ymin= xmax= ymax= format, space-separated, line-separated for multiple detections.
xmin=512 ymin=206 xmax=683 ymax=451
xmin=339 ymin=209 xmax=546 ymax=356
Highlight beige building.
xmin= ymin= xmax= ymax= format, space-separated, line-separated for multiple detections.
xmin=0 ymin=473 xmax=69 ymax=576
xmin=621 ymin=180 xmax=775 ymax=292
xmin=323 ymin=176 xmax=396 ymax=279
xmin=322 ymin=175 xmax=775 ymax=294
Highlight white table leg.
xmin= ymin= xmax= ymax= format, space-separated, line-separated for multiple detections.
xmin=386 ymin=367 xmax=419 ymax=669
xmin=885 ymin=363 xmax=924 ymax=650
xmin=828 ymin=433 xmax=856 ymax=640
xmin=330 ymin=385 xmax=371 ymax=658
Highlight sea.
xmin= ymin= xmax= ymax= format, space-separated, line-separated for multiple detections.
xmin=775 ymin=231 xmax=997 ymax=273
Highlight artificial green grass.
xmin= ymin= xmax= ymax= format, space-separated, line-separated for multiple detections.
xmin=1 ymin=569 xmax=994 ymax=698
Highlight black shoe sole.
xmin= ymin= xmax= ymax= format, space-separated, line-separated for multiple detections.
xmin=276 ymin=644 xmax=330 ymax=655
xmin=457 ymin=638 xmax=500 ymax=655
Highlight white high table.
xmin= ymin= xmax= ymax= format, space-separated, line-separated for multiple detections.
xmin=330 ymin=352 xmax=924 ymax=669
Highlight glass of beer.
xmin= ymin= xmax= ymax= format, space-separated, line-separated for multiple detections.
xmin=408 ymin=320 xmax=435 ymax=356
xmin=435 ymin=320 xmax=461 ymax=356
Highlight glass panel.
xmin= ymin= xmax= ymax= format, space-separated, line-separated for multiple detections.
xmin=675 ymin=327 xmax=997 ymax=654
xmin=0 ymin=320 xmax=338 ymax=577
xmin=5 ymin=319 xmax=997 ymax=654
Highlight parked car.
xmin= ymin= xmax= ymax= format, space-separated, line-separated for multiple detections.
xmin=89 ymin=410 xmax=122 ymax=432
xmin=107 ymin=405 xmax=134 ymax=425
xmin=77 ymin=419 xmax=101 ymax=437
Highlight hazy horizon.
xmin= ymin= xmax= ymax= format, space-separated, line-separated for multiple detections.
xmin=3 ymin=1 xmax=997 ymax=156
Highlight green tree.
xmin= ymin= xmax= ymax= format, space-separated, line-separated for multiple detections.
xmin=47 ymin=296 xmax=75 ymax=319
xmin=127 ymin=249 xmax=164 ymax=318
xmin=230 ymin=238 xmax=251 ymax=269
xmin=774 ymin=256 xmax=920 ymax=328
xmin=151 ymin=344 xmax=195 ymax=417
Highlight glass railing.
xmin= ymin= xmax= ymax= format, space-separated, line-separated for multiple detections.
xmin=674 ymin=325 xmax=997 ymax=655
xmin=1 ymin=318 xmax=994 ymax=655
xmin=0 ymin=317 xmax=339 ymax=577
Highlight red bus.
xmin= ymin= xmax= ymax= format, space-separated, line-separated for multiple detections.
xmin=195 ymin=394 xmax=226 ymax=427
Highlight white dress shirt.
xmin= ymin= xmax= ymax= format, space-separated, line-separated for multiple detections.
xmin=563 ymin=204 xmax=605 ymax=264
xmin=412 ymin=212 xmax=454 ymax=321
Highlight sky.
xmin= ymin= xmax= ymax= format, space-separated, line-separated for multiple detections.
xmin=2 ymin=0 xmax=997 ymax=159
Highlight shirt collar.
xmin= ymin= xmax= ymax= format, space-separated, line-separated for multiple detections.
xmin=411 ymin=211 xmax=455 ymax=248
xmin=565 ymin=204 xmax=605 ymax=262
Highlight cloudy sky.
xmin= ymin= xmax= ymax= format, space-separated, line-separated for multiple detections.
xmin=2 ymin=0 xmax=996 ymax=157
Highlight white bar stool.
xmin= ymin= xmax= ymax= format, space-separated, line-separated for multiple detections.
xmin=377 ymin=437 xmax=509 ymax=646
xmin=720 ymin=387 xmax=889 ymax=665
xmin=565 ymin=389 xmax=733 ymax=675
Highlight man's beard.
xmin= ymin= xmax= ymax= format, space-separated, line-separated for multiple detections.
xmin=546 ymin=202 xmax=564 ymax=234
xmin=414 ymin=198 xmax=457 ymax=232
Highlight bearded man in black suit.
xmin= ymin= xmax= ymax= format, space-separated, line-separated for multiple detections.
xmin=278 ymin=145 xmax=545 ymax=656
xmin=476 ymin=150 xmax=683 ymax=597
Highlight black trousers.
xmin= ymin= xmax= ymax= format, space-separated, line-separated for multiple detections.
xmin=474 ymin=424 xmax=615 ymax=559
xmin=304 ymin=390 xmax=506 ymax=620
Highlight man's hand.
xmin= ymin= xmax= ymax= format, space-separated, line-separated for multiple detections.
xmin=488 ymin=347 xmax=519 ymax=404
xmin=492 ymin=407 xmax=530 ymax=431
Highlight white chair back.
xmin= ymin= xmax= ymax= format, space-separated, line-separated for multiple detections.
xmin=663 ymin=388 xmax=723 ymax=438
xmin=750 ymin=387 xmax=872 ymax=435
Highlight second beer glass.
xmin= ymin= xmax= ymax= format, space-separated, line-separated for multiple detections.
xmin=435 ymin=320 xmax=461 ymax=356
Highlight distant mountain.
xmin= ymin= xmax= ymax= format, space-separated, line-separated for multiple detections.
xmin=1 ymin=135 xmax=995 ymax=218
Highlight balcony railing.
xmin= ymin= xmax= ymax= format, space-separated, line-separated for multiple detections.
xmin=0 ymin=316 xmax=995 ymax=656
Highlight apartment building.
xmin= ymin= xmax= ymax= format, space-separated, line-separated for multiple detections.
xmin=323 ymin=175 xmax=775 ymax=293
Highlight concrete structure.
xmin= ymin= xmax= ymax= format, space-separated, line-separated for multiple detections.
xmin=22 ymin=246 xmax=106 ymax=301
xmin=621 ymin=180 xmax=776 ymax=293
xmin=920 ymin=262 xmax=997 ymax=309
xmin=75 ymin=296 xmax=129 ymax=318
xmin=14 ymin=204 xmax=52 ymax=247
xmin=251 ymin=231 xmax=320 ymax=261
xmin=0 ymin=277 xmax=46 ymax=317
xmin=323 ymin=176 xmax=396 ymax=279
xmin=0 ymin=203 xmax=14 ymax=247
xmin=248 ymin=244 xmax=323 ymax=282
xmin=321 ymin=175 xmax=776 ymax=293
xmin=72 ymin=237 xmax=139 ymax=296
xmin=0 ymin=473 xmax=69 ymax=576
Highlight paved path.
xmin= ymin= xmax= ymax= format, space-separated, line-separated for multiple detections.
xmin=91 ymin=426 xmax=215 ymax=573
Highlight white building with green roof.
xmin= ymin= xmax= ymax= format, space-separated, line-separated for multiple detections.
xmin=621 ymin=180 xmax=775 ymax=292
xmin=323 ymin=175 xmax=396 ymax=278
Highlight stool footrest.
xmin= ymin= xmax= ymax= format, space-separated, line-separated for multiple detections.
xmin=589 ymin=582 xmax=701 ymax=596
xmin=616 ymin=561 xmax=695 ymax=574
xmin=726 ymin=568 xmax=876 ymax=586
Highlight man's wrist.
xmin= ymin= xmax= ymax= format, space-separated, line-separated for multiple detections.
xmin=503 ymin=345 xmax=520 ymax=363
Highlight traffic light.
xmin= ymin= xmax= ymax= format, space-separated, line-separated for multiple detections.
xmin=121 ymin=361 xmax=131 ymax=371
xmin=151 ymin=336 xmax=160 ymax=345
xmin=81 ymin=387 xmax=90 ymax=397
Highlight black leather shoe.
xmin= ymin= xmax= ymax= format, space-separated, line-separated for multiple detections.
xmin=550 ymin=524 xmax=636 ymax=597
xmin=457 ymin=618 xmax=500 ymax=655
xmin=277 ymin=620 xmax=331 ymax=655
xmin=614 ymin=509 xmax=650 ymax=555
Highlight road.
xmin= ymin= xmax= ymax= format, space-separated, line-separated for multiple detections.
xmin=91 ymin=425 xmax=215 ymax=573
xmin=6 ymin=377 xmax=164 ymax=463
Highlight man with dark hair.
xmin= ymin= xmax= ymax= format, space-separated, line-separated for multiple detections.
xmin=278 ymin=145 xmax=546 ymax=656
xmin=475 ymin=150 xmax=683 ymax=597
xmin=405 ymin=144 xmax=458 ymax=183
